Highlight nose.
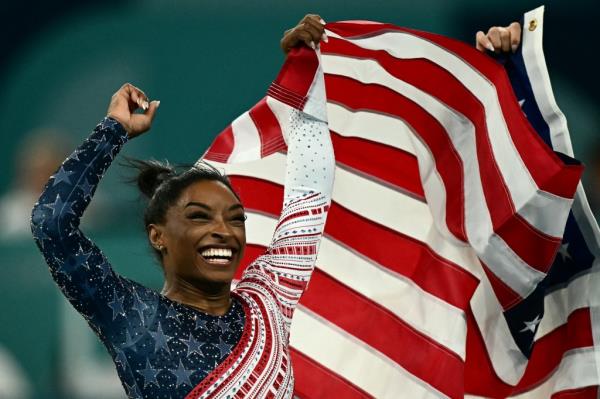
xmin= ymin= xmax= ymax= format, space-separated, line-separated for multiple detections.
xmin=210 ymin=218 xmax=233 ymax=240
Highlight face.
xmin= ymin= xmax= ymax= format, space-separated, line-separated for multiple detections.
xmin=149 ymin=180 xmax=246 ymax=286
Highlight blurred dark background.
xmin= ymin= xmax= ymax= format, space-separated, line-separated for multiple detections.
xmin=0 ymin=1 xmax=597 ymax=398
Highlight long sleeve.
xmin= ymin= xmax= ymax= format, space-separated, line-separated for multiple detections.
xmin=30 ymin=117 xmax=149 ymax=337
xmin=237 ymin=109 xmax=335 ymax=328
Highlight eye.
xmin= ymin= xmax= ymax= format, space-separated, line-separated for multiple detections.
xmin=188 ymin=212 xmax=210 ymax=221
xmin=230 ymin=214 xmax=247 ymax=226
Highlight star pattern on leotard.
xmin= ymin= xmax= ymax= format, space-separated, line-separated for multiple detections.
xmin=137 ymin=359 xmax=160 ymax=388
xmin=170 ymin=360 xmax=194 ymax=387
xmin=108 ymin=290 xmax=126 ymax=320
xmin=182 ymin=333 xmax=205 ymax=357
xmin=150 ymin=322 xmax=172 ymax=354
xmin=29 ymin=112 xmax=331 ymax=398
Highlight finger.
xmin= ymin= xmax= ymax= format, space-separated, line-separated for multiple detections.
xmin=303 ymin=17 xmax=327 ymax=43
xmin=300 ymin=21 xmax=323 ymax=43
xmin=297 ymin=30 xmax=316 ymax=49
xmin=145 ymin=100 xmax=160 ymax=122
xmin=508 ymin=22 xmax=522 ymax=52
xmin=131 ymin=86 xmax=149 ymax=110
xmin=475 ymin=30 xmax=494 ymax=52
xmin=487 ymin=27 xmax=502 ymax=52
xmin=499 ymin=27 xmax=511 ymax=52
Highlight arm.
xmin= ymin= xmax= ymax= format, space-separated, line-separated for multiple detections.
xmin=30 ymin=84 xmax=159 ymax=334
xmin=237 ymin=15 xmax=334 ymax=326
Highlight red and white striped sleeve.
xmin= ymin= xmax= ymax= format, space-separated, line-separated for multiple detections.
xmin=237 ymin=108 xmax=334 ymax=328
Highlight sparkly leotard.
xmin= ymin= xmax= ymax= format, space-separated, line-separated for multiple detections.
xmin=31 ymin=110 xmax=334 ymax=398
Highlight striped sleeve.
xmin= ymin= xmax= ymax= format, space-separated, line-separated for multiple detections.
xmin=236 ymin=109 xmax=334 ymax=328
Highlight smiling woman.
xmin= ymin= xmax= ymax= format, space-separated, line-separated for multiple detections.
xmin=30 ymin=15 xmax=333 ymax=399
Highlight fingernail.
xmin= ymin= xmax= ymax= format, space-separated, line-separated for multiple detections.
xmin=486 ymin=43 xmax=495 ymax=52
xmin=322 ymin=32 xmax=328 ymax=43
xmin=310 ymin=41 xmax=316 ymax=50
xmin=319 ymin=18 xmax=326 ymax=25
xmin=154 ymin=100 xmax=160 ymax=108
xmin=511 ymin=43 xmax=518 ymax=53
xmin=142 ymin=101 xmax=149 ymax=110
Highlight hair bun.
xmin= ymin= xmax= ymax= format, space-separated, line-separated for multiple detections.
xmin=124 ymin=158 xmax=175 ymax=198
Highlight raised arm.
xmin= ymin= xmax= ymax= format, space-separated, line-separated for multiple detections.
xmin=30 ymin=84 xmax=159 ymax=333
xmin=237 ymin=15 xmax=335 ymax=328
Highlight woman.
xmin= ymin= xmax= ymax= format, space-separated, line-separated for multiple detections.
xmin=31 ymin=15 xmax=332 ymax=399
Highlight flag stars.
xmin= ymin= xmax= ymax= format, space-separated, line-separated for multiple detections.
xmin=558 ymin=242 xmax=572 ymax=262
xmin=170 ymin=360 xmax=193 ymax=387
xmin=520 ymin=314 xmax=542 ymax=334
xmin=137 ymin=359 xmax=160 ymax=388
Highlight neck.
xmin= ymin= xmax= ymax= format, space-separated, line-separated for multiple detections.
xmin=162 ymin=274 xmax=232 ymax=316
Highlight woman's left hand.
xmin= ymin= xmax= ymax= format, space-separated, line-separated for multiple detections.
xmin=476 ymin=22 xmax=522 ymax=53
xmin=281 ymin=14 xmax=327 ymax=54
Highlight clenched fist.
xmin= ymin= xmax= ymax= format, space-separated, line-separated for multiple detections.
xmin=107 ymin=83 xmax=160 ymax=138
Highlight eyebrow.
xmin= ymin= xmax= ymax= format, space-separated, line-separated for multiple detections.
xmin=185 ymin=202 xmax=245 ymax=212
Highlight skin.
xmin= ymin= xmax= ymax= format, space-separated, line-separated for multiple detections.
xmin=106 ymin=16 xmax=326 ymax=315
xmin=476 ymin=22 xmax=522 ymax=53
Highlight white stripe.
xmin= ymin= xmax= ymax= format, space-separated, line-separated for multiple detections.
xmin=229 ymin=111 xmax=261 ymax=162
xmin=508 ymin=347 xmax=598 ymax=398
xmin=245 ymin=211 xmax=467 ymax=359
xmin=521 ymin=6 xmax=574 ymax=158
xmin=290 ymin=306 xmax=448 ymax=399
xmin=521 ymin=7 xmax=600 ymax=386
xmin=323 ymin=54 xmax=544 ymax=296
xmin=324 ymin=31 xmax=573 ymax=239
xmin=266 ymin=96 xmax=293 ymax=145
xmin=326 ymin=101 xmax=416 ymax=154
xmin=207 ymin=155 xmax=482 ymax=278
xmin=537 ymin=267 xmax=600 ymax=339
xmin=470 ymin=277 xmax=527 ymax=385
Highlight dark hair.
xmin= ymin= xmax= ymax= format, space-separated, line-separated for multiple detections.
xmin=123 ymin=158 xmax=240 ymax=259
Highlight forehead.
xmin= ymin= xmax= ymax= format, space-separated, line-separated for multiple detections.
xmin=176 ymin=179 xmax=241 ymax=209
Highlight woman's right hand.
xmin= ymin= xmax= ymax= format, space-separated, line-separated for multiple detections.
xmin=107 ymin=83 xmax=160 ymax=138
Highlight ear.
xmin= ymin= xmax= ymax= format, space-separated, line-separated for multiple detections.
xmin=148 ymin=224 xmax=165 ymax=251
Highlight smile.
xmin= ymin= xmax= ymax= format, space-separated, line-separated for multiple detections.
xmin=199 ymin=247 xmax=234 ymax=265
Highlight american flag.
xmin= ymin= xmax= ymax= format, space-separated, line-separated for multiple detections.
xmin=201 ymin=7 xmax=600 ymax=398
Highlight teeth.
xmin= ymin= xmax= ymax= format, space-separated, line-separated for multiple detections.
xmin=200 ymin=248 xmax=233 ymax=258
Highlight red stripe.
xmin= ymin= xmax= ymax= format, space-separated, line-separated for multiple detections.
xmin=481 ymin=263 xmax=522 ymax=310
xmin=330 ymin=131 xmax=424 ymax=197
xmin=248 ymin=97 xmax=287 ymax=158
xmin=270 ymin=46 xmax=319 ymax=109
xmin=229 ymin=176 xmax=478 ymax=311
xmin=323 ymin=22 xmax=583 ymax=199
xmin=240 ymin=243 xmax=465 ymax=398
xmin=290 ymin=348 xmax=373 ymax=399
xmin=300 ymin=269 xmax=465 ymax=398
xmin=324 ymin=73 xmax=468 ymax=243
xmin=464 ymin=307 xmax=594 ymax=397
xmin=323 ymin=38 xmax=562 ymax=272
xmin=552 ymin=386 xmax=598 ymax=399
xmin=204 ymin=124 xmax=235 ymax=162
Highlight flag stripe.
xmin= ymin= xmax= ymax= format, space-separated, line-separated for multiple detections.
xmin=248 ymin=98 xmax=286 ymax=158
xmin=325 ymin=22 xmax=581 ymax=198
xmin=465 ymin=308 xmax=595 ymax=396
xmin=290 ymin=306 xmax=447 ymax=399
xmin=330 ymin=131 xmax=424 ymax=197
xmin=229 ymin=175 xmax=478 ymax=311
xmin=290 ymin=349 xmax=373 ymax=399
xmin=243 ymin=210 xmax=468 ymax=359
xmin=209 ymin=155 xmax=482 ymax=277
xmin=300 ymin=267 xmax=465 ymax=398
xmin=323 ymin=55 xmax=562 ymax=284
